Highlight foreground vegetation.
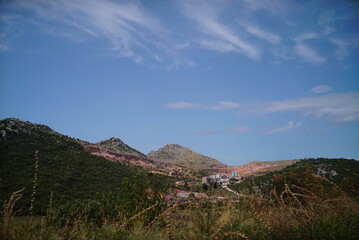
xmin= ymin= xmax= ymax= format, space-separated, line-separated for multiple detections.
xmin=2 ymin=180 xmax=359 ymax=240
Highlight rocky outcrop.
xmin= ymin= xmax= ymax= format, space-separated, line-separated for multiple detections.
xmin=96 ymin=137 xmax=145 ymax=157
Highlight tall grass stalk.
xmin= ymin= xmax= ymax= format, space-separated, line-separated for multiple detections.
xmin=29 ymin=150 xmax=39 ymax=217
xmin=1 ymin=188 xmax=25 ymax=240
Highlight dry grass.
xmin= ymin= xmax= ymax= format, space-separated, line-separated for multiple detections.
xmin=1 ymin=182 xmax=358 ymax=240
xmin=1 ymin=188 xmax=25 ymax=240
xmin=29 ymin=150 xmax=39 ymax=217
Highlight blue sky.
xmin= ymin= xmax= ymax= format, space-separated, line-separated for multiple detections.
xmin=1 ymin=0 xmax=359 ymax=165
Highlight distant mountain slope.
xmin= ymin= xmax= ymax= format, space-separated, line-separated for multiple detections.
xmin=84 ymin=144 xmax=182 ymax=175
xmin=78 ymin=138 xmax=182 ymax=175
xmin=224 ymin=160 xmax=299 ymax=176
xmin=282 ymin=158 xmax=359 ymax=184
xmin=229 ymin=158 xmax=359 ymax=196
xmin=0 ymin=118 xmax=169 ymax=215
xmin=147 ymin=144 xmax=226 ymax=170
xmin=96 ymin=137 xmax=146 ymax=157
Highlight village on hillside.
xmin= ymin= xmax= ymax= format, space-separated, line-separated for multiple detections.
xmin=168 ymin=172 xmax=247 ymax=201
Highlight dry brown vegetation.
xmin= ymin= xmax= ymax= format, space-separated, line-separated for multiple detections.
xmin=1 ymin=182 xmax=358 ymax=240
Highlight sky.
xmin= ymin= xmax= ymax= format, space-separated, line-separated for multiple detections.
xmin=1 ymin=0 xmax=359 ymax=165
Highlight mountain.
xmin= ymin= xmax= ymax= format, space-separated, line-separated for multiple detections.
xmin=229 ymin=158 xmax=359 ymax=196
xmin=81 ymin=138 xmax=183 ymax=175
xmin=147 ymin=144 xmax=226 ymax=170
xmin=84 ymin=143 xmax=182 ymax=175
xmin=147 ymin=144 xmax=298 ymax=175
xmin=0 ymin=118 xmax=169 ymax=215
xmin=96 ymin=137 xmax=146 ymax=157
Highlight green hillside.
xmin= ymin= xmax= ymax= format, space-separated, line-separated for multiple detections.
xmin=229 ymin=158 xmax=359 ymax=196
xmin=0 ymin=118 xmax=169 ymax=215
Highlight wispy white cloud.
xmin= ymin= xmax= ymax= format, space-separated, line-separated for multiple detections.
xmin=196 ymin=40 xmax=236 ymax=53
xmin=164 ymin=100 xmax=234 ymax=110
xmin=12 ymin=0 xmax=192 ymax=67
xmin=166 ymin=92 xmax=359 ymax=123
xmin=231 ymin=126 xmax=250 ymax=132
xmin=0 ymin=44 xmax=10 ymax=52
xmin=244 ymin=92 xmax=359 ymax=122
xmin=242 ymin=25 xmax=281 ymax=44
xmin=196 ymin=126 xmax=249 ymax=135
xmin=317 ymin=10 xmax=336 ymax=34
xmin=294 ymin=33 xmax=326 ymax=64
xmin=164 ymin=102 xmax=202 ymax=109
xmin=179 ymin=0 xmax=260 ymax=60
xmin=310 ymin=85 xmax=332 ymax=94
xmin=267 ymin=121 xmax=303 ymax=134
xmin=331 ymin=38 xmax=350 ymax=61
xmin=0 ymin=14 xmax=20 ymax=52
xmin=196 ymin=130 xmax=220 ymax=135
xmin=5 ymin=0 xmax=358 ymax=67
xmin=240 ymin=0 xmax=289 ymax=16
xmin=271 ymin=46 xmax=293 ymax=60
xmin=295 ymin=43 xmax=326 ymax=64
xmin=209 ymin=101 xmax=241 ymax=110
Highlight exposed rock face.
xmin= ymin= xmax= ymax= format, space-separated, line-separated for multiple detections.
xmin=222 ymin=160 xmax=299 ymax=176
xmin=97 ymin=137 xmax=145 ymax=157
xmin=147 ymin=144 xmax=226 ymax=170
xmin=85 ymin=144 xmax=181 ymax=175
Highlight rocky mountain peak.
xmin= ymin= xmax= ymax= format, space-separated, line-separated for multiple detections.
xmin=96 ymin=137 xmax=145 ymax=157
xmin=147 ymin=143 xmax=226 ymax=170
xmin=100 ymin=137 xmax=126 ymax=147
xmin=163 ymin=144 xmax=185 ymax=150
xmin=1 ymin=118 xmax=54 ymax=139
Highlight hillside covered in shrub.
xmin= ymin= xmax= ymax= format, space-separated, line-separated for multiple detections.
xmin=229 ymin=158 xmax=359 ymax=197
xmin=0 ymin=118 xmax=170 ymax=215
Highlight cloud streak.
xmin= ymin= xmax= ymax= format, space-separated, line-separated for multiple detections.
xmin=179 ymin=0 xmax=260 ymax=59
xmin=165 ymin=92 xmax=359 ymax=122
xmin=3 ymin=0 xmax=357 ymax=66
xmin=267 ymin=121 xmax=303 ymax=134
xmin=310 ymin=85 xmax=332 ymax=94
xmin=331 ymin=38 xmax=350 ymax=62
xmin=244 ymin=92 xmax=359 ymax=122
xmin=231 ymin=126 xmax=250 ymax=132
xmin=196 ymin=126 xmax=249 ymax=135
xmin=164 ymin=102 xmax=202 ymax=109
xmin=13 ymin=0 xmax=190 ymax=67
xmin=243 ymin=25 xmax=281 ymax=44
xmin=294 ymin=33 xmax=326 ymax=64
xmin=209 ymin=101 xmax=241 ymax=110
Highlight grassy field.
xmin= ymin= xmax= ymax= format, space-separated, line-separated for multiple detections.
xmin=2 ymin=183 xmax=359 ymax=240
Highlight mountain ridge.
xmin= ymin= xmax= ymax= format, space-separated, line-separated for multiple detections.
xmin=1 ymin=118 xmax=300 ymax=175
